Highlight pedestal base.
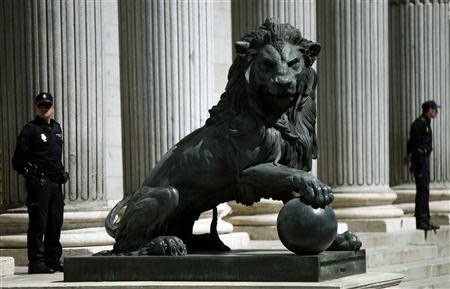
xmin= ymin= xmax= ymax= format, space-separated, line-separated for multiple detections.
xmin=64 ymin=250 xmax=366 ymax=282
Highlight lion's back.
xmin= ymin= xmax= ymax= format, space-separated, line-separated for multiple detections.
xmin=142 ymin=123 xmax=236 ymax=193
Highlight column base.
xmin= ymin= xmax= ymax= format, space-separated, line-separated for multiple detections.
xmin=392 ymin=183 xmax=450 ymax=203
xmin=392 ymin=183 xmax=450 ymax=225
xmin=195 ymin=203 xmax=234 ymax=234
xmin=331 ymin=185 xmax=397 ymax=208
xmin=0 ymin=208 xmax=110 ymax=235
xmin=339 ymin=217 xmax=416 ymax=232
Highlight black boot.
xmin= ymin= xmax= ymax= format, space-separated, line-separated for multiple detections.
xmin=47 ymin=260 xmax=64 ymax=272
xmin=28 ymin=263 xmax=55 ymax=274
xmin=416 ymin=221 xmax=439 ymax=240
xmin=429 ymin=223 xmax=440 ymax=231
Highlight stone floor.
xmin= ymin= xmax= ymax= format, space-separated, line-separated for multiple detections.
xmin=0 ymin=266 xmax=403 ymax=289
xmin=1 ymin=227 xmax=449 ymax=288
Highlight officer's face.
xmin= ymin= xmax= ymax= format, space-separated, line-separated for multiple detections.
xmin=35 ymin=103 xmax=54 ymax=121
xmin=429 ymin=108 xmax=438 ymax=119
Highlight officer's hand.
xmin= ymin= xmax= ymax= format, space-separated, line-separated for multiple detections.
xmin=23 ymin=162 xmax=39 ymax=177
xmin=58 ymin=171 xmax=70 ymax=184
xmin=401 ymin=156 xmax=410 ymax=166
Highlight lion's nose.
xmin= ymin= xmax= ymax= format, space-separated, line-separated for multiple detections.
xmin=274 ymin=76 xmax=293 ymax=89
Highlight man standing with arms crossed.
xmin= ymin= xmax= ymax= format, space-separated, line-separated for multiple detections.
xmin=405 ymin=100 xmax=441 ymax=235
xmin=12 ymin=92 xmax=68 ymax=274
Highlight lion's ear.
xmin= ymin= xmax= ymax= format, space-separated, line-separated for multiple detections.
xmin=302 ymin=41 xmax=321 ymax=66
xmin=235 ymin=41 xmax=250 ymax=56
xmin=308 ymin=43 xmax=321 ymax=57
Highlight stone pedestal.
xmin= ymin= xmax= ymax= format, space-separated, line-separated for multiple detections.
xmin=316 ymin=0 xmax=403 ymax=231
xmin=388 ymin=0 xmax=450 ymax=224
xmin=64 ymin=250 xmax=367 ymax=282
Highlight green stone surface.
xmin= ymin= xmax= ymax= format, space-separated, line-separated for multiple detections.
xmin=64 ymin=250 xmax=366 ymax=282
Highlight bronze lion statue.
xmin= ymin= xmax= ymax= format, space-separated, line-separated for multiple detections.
xmin=103 ymin=19 xmax=361 ymax=256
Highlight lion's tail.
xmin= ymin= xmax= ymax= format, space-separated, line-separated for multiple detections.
xmin=105 ymin=194 xmax=132 ymax=238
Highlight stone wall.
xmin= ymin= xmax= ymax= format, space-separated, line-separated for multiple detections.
xmin=0 ymin=0 xmax=123 ymax=208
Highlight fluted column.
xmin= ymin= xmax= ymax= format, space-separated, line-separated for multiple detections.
xmin=317 ymin=0 xmax=404 ymax=231
xmin=119 ymin=0 xmax=215 ymax=194
xmin=389 ymin=0 xmax=450 ymax=223
xmin=231 ymin=0 xmax=316 ymax=44
xmin=227 ymin=0 xmax=317 ymax=239
xmin=0 ymin=0 xmax=123 ymax=208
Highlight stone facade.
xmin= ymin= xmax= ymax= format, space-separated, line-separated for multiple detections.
xmin=0 ymin=0 xmax=449 ymax=233
xmin=0 ymin=0 xmax=122 ymax=208
xmin=119 ymin=0 xmax=216 ymax=194
xmin=316 ymin=0 xmax=405 ymax=230
xmin=389 ymin=0 xmax=450 ymax=222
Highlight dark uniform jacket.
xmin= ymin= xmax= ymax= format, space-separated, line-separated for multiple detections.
xmin=407 ymin=114 xmax=432 ymax=159
xmin=12 ymin=116 xmax=64 ymax=179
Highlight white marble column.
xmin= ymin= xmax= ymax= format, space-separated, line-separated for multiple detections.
xmin=389 ymin=0 xmax=450 ymax=224
xmin=119 ymin=0 xmax=216 ymax=194
xmin=0 ymin=0 xmax=123 ymax=208
xmin=231 ymin=0 xmax=316 ymax=44
xmin=227 ymin=0 xmax=317 ymax=239
xmin=316 ymin=0 xmax=405 ymax=231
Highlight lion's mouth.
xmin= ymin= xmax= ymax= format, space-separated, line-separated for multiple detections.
xmin=268 ymin=91 xmax=296 ymax=104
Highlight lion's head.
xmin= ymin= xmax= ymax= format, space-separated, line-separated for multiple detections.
xmin=207 ymin=18 xmax=321 ymax=171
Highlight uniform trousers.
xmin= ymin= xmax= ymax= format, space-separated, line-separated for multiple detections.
xmin=411 ymin=155 xmax=430 ymax=225
xmin=26 ymin=176 xmax=64 ymax=267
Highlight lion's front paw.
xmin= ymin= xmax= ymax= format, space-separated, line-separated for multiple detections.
xmin=327 ymin=231 xmax=362 ymax=252
xmin=137 ymin=236 xmax=187 ymax=256
xmin=293 ymin=174 xmax=334 ymax=208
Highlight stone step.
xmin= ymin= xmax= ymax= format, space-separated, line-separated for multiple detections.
xmin=1 ymin=232 xmax=250 ymax=266
xmin=0 ymin=227 xmax=115 ymax=248
xmin=0 ymin=211 xmax=109 ymax=234
xmin=365 ymin=243 xmax=438 ymax=268
xmin=358 ymin=226 xmax=450 ymax=248
xmin=369 ymin=257 xmax=450 ymax=282
xmin=398 ymin=275 xmax=450 ymax=288
xmin=0 ymin=246 xmax=112 ymax=267
xmin=0 ymin=270 xmax=404 ymax=289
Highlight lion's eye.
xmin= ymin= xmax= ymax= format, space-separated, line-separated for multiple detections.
xmin=288 ymin=58 xmax=300 ymax=67
xmin=263 ymin=58 xmax=274 ymax=68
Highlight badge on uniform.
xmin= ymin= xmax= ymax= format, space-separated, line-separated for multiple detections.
xmin=41 ymin=133 xmax=47 ymax=142
xmin=426 ymin=127 xmax=429 ymax=133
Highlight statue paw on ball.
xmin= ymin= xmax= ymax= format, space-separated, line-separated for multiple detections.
xmin=277 ymin=198 xmax=339 ymax=255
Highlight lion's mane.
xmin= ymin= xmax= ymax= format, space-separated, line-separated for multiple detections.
xmin=206 ymin=19 xmax=318 ymax=171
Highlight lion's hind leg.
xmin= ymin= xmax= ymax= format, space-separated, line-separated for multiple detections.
xmin=111 ymin=186 xmax=185 ymax=255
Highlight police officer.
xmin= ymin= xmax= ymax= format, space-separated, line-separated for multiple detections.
xmin=12 ymin=92 xmax=68 ymax=274
xmin=406 ymin=100 xmax=440 ymax=233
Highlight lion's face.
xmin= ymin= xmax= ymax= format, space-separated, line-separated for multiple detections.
xmin=246 ymin=42 xmax=308 ymax=118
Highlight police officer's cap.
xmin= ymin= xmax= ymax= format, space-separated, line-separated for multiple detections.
xmin=422 ymin=100 xmax=440 ymax=111
xmin=34 ymin=92 xmax=53 ymax=106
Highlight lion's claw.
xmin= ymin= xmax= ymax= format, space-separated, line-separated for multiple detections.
xmin=294 ymin=174 xmax=334 ymax=208
xmin=327 ymin=231 xmax=362 ymax=252
xmin=139 ymin=236 xmax=187 ymax=256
